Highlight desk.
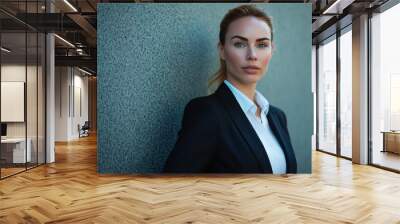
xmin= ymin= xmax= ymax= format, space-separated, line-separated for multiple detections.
xmin=382 ymin=131 xmax=400 ymax=154
xmin=1 ymin=138 xmax=31 ymax=163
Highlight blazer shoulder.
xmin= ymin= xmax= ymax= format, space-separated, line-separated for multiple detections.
xmin=269 ymin=105 xmax=286 ymax=116
xmin=269 ymin=105 xmax=287 ymax=124
xmin=185 ymin=94 xmax=220 ymax=114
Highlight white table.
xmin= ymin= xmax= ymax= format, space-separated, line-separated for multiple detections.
xmin=1 ymin=138 xmax=31 ymax=163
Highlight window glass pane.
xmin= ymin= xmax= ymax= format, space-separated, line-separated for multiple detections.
xmin=26 ymin=0 xmax=40 ymax=170
xmin=318 ymin=37 xmax=337 ymax=154
xmin=1 ymin=30 xmax=28 ymax=177
xmin=312 ymin=46 xmax=317 ymax=150
xmin=38 ymin=32 xmax=45 ymax=165
xmin=27 ymin=31 xmax=38 ymax=169
xmin=0 ymin=1 xmax=46 ymax=179
xmin=371 ymin=3 xmax=400 ymax=171
xmin=340 ymin=29 xmax=352 ymax=158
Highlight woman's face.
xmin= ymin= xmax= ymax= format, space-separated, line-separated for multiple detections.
xmin=219 ymin=16 xmax=273 ymax=87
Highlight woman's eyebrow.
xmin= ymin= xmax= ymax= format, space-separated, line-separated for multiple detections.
xmin=231 ymin=35 xmax=271 ymax=41
xmin=256 ymin=37 xmax=271 ymax=41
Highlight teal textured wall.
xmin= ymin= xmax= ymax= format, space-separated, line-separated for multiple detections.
xmin=98 ymin=3 xmax=312 ymax=173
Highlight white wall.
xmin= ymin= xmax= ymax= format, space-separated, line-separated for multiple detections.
xmin=1 ymin=66 xmax=26 ymax=138
xmin=1 ymin=63 xmax=46 ymax=164
xmin=1 ymin=64 xmax=41 ymax=137
xmin=55 ymin=67 xmax=89 ymax=141
xmin=55 ymin=66 xmax=69 ymax=141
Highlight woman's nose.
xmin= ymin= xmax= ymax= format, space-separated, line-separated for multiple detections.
xmin=247 ymin=47 xmax=257 ymax=60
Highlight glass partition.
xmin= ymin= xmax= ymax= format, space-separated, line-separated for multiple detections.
xmin=38 ymin=32 xmax=45 ymax=165
xmin=0 ymin=1 xmax=46 ymax=179
xmin=371 ymin=3 xmax=400 ymax=171
xmin=339 ymin=28 xmax=352 ymax=158
xmin=317 ymin=36 xmax=337 ymax=155
xmin=27 ymin=31 xmax=38 ymax=169
xmin=1 ymin=30 xmax=28 ymax=177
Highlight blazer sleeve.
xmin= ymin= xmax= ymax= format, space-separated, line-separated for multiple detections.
xmin=163 ymin=98 xmax=218 ymax=173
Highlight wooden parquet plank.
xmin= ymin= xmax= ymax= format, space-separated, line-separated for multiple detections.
xmin=1 ymin=134 xmax=400 ymax=223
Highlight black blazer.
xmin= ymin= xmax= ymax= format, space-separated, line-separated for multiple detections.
xmin=163 ymin=83 xmax=297 ymax=173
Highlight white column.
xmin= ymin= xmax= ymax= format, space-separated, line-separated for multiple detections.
xmin=46 ymin=1 xmax=55 ymax=163
xmin=352 ymin=14 xmax=369 ymax=164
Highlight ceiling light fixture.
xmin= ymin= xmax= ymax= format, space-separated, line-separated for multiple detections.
xmin=78 ymin=67 xmax=93 ymax=76
xmin=63 ymin=0 xmax=78 ymax=12
xmin=54 ymin=34 xmax=75 ymax=48
xmin=1 ymin=47 xmax=11 ymax=53
xmin=322 ymin=0 xmax=343 ymax=14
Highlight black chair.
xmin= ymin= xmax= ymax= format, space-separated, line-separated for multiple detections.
xmin=79 ymin=121 xmax=90 ymax=138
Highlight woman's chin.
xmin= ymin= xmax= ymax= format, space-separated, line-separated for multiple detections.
xmin=228 ymin=73 xmax=262 ymax=86
xmin=240 ymin=75 xmax=262 ymax=85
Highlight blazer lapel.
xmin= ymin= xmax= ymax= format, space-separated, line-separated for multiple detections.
xmin=267 ymin=111 xmax=297 ymax=173
xmin=267 ymin=112 xmax=288 ymax=155
xmin=215 ymin=83 xmax=272 ymax=173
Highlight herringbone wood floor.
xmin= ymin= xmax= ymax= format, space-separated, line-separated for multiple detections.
xmin=1 ymin=134 xmax=400 ymax=224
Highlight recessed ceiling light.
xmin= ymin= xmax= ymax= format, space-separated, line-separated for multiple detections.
xmin=63 ymin=0 xmax=78 ymax=12
xmin=54 ymin=34 xmax=75 ymax=48
xmin=322 ymin=0 xmax=354 ymax=15
xmin=77 ymin=67 xmax=93 ymax=76
xmin=1 ymin=47 xmax=11 ymax=53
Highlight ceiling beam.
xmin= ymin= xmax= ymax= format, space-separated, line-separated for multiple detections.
xmin=55 ymin=55 xmax=96 ymax=69
xmin=67 ymin=13 xmax=97 ymax=47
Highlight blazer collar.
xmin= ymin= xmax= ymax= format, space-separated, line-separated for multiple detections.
xmin=215 ymin=83 xmax=272 ymax=173
xmin=223 ymin=80 xmax=270 ymax=115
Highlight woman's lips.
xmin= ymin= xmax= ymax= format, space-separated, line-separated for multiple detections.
xmin=242 ymin=66 xmax=260 ymax=74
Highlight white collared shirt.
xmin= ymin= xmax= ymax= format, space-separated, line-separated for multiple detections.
xmin=224 ymin=80 xmax=287 ymax=174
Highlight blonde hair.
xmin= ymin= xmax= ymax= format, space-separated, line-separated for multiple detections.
xmin=208 ymin=5 xmax=274 ymax=91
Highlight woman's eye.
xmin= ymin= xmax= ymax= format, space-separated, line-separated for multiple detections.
xmin=234 ymin=42 xmax=246 ymax=48
xmin=257 ymin=43 xmax=269 ymax=48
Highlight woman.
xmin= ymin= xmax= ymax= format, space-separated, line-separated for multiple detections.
xmin=163 ymin=5 xmax=297 ymax=174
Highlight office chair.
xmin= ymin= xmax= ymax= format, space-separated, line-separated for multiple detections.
xmin=79 ymin=121 xmax=90 ymax=138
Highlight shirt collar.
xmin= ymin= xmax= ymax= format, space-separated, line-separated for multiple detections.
xmin=223 ymin=80 xmax=270 ymax=115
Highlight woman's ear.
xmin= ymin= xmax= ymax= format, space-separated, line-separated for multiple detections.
xmin=218 ymin=43 xmax=225 ymax=60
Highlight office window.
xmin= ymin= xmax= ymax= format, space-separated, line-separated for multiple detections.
xmin=371 ymin=3 xmax=400 ymax=171
xmin=312 ymin=46 xmax=317 ymax=150
xmin=340 ymin=28 xmax=352 ymax=158
xmin=318 ymin=36 xmax=337 ymax=154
